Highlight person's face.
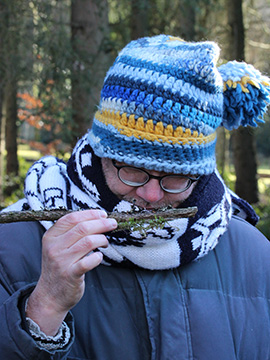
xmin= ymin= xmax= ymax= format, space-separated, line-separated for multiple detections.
xmin=101 ymin=158 xmax=198 ymax=210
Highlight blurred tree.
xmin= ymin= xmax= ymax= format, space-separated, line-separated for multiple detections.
xmin=0 ymin=2 xmax=4 ymax=131
xmin=0 ymin=1 xmax=6 ymax=202
xmin=0 ymin=0 xmax=269 ymax=205
xmin=256 ymin=117 xmax=270 ymax=158
xmin=109 ymin=0 xmax=225 ymax=51
xmin=227 ymin=0 xmax=259 ymax=203
xmin=29 ymin=0 xmax=73 ymax=147
xmin=2 ymin=0 xmax=20 ymax=195
xmin=71 ymin=0 xmax=110 ymax=144
xmin=130 ymin=0 xmax=150 ymax=39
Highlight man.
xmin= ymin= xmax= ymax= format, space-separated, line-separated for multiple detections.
xmin=0 ymin=35 xmax=270 ymax=359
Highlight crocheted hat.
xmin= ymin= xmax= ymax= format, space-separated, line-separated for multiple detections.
xmin=88 ymin=35 xmax=270 ymax=175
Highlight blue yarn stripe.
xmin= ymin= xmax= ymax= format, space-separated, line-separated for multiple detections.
xmin=106 ymin=62 xmax=220 ymax=107
xmin=105 ymin=62 xmax=223 ymax=117
xmin=123 ymin=36 xmax=219 ymax=58
xmin=112 ymin=55 xmax=221 ymax=94
xmin=101 ymin=75 xmax=223 ymax=118
xmin=88 ymin=120 xmax=216 ymax=175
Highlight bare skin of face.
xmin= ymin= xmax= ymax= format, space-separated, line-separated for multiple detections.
xmin=101 ymin=158 xmax=197 ymax=210
xmin=25 ymin=159 xmax=197 ymax=336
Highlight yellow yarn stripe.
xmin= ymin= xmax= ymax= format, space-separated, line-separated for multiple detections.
xmin=95 ymin=110 xmax=216 ymax=145
xmin=223 ymin=75 xmax=270 ymax=93
xmin=167 ymin=36 xmax=184 ymax=42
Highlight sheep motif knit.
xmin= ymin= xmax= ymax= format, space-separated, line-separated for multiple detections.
xmin=4 ymin=35 xmax=269 ymax=270
xmin=4 ymin=135 xmax=258 ymax=270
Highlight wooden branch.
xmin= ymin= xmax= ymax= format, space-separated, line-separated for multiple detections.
xmin=0 ymin=207 xmax=198 ymax=230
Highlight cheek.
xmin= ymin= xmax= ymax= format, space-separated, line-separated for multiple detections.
xmin=106 ymin=174 xmax=135 ymax=196
xmin=180 ymin=182 xmax=197 ymax=201
xmin=168 ymin=182 xmax=197 ymax=205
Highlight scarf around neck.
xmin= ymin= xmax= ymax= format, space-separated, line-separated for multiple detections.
xmin=5 ymin=134 xmax=258 ymax=270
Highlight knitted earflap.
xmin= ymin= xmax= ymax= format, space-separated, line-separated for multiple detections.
xmin=218 ymin=61 xmax=270 ymax=130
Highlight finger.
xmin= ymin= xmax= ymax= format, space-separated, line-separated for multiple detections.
xmin=72 ymin=251 xmax=104 ymax=277
xmin=43 ymin=212 xmax=117 ymax=249
xmin=47 ymin=209 xmax=108 ymax=237
xmin=53 ymin=217 xmax=116 ymax=249
xmin=67 ymin=234 xmax=108 ymax=261
xmin=67 ymin=217 xmax=116 ymax=242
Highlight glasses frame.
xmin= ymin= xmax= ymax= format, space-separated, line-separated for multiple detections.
xmin=112 ymin=160 xmax=200 ymax=194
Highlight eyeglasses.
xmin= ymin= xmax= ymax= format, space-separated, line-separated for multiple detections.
xmin=112 ymin=160 xmax=200 ymax=194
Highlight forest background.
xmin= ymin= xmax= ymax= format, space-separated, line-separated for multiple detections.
xmin=0 ymin=0 xmax=270 ymax=237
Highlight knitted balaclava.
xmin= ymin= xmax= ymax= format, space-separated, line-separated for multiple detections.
xmin=88 ymin=35 xmax=270 ymax=175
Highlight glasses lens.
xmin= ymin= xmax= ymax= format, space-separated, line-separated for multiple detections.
xmin=119 ymin=167 xmax=149 ymax=186
xmin=161 ymin=176 xmax=191 ymax=193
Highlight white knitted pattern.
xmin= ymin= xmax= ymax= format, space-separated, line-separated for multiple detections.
xmin=5 ymin=135 xmax=233 ymax=270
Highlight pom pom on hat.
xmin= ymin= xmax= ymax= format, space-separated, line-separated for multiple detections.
xmin=218 ymin=61 xmax=270 ymax=130
xmin=88 ymin=35 xmax=270 ymax=175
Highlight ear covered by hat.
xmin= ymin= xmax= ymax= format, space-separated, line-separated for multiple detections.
xmin=88 ymin=35 xmax=270 ymax=175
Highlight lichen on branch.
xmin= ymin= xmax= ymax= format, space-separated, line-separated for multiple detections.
xmin=0 ymin=207 xmax=198 ymax=231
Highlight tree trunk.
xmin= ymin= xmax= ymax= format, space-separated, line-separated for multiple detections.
xmin=227 ymin=0 xmax=245 ymax=61
xmin=130 ymin=0 xmax=149 ymax=39
xmin=177 ymin=1 xmax=196 ymax=41
xmin=3 ymin=0 xmax=19 ymax=196
xmin=216 ymin=127 xmax=227 ymax=178
xmin=71 ymin=0 xmax=110 ymax=145
xmin=0 ymin=1 xmax=6 ymax=203
xmin=227 ymin=0 xmax=259 ymax=203
xmin=232 ymin=127 xmax=258 ymax=203
xmin=5 ymin=79 xmax=18 ymax=177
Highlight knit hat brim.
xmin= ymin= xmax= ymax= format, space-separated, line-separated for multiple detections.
xmin=88 ymin=117 xmax=217 ymax=175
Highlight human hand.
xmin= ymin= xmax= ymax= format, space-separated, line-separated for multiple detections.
xmin=26 ymin=209 xmax=117 ymax=335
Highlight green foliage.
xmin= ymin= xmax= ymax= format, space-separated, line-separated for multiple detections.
xmin=30 ymin=0 xmax=73 ymax=144
xmin=117 ymin=215 xmax=168 ymax=235
xmin=219 ymin=164 xmax=270 ymax=240
xmin=254 ymin=200 xmax=270 ymax=240
xmin=2 ymin=155 xmax=31 ymax=207
xmin=217 ymin=165 xmax=236 ymax=192
xmin=1 ymin=0 xmax=270 ymax=220
xmin=108 ymin=0 xmax=225 ymax=49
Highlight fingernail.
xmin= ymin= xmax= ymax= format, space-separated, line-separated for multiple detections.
xmin=96 ymin=252 xmax=103 ymax=260
xmin=99 ymin=210 xmax=108 ymax=218
xmin=109 ymin=218 xmax=117 ymax=228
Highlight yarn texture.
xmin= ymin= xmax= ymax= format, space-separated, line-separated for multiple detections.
xmin=88 ymin=35 xmax=270 ymax=176
xmin=3 ymin=35 xmax=268 ymax=269
xmin=4 ymin=135 xmax=258 ymax=270
xmin=88 ymin=35 xmax=223 ymax=175
xmin=219 ymin=61 xmax=270 ymax=130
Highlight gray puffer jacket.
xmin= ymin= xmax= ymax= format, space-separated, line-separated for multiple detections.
xmin=0 ymin=216 xmax=270 ymax=360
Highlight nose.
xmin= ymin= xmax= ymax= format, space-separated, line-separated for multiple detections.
xmin=135 ymin=179 xmax=164 ymax=204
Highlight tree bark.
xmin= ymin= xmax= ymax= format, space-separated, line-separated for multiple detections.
xmin=71 ymin=0 xmax=110 ymax=145
xmin=227 ymin=0 xmax=245 ymax=61
xmin=0 ymin=207 xmax=198 ymax=230
xmin=0 ymin=1 xmax=6 ymax=203
xmin=216 ymin=127 xmax=227 ymax=178
xmin=3 ymin=0 xmax=19 ymax=196
xmin=232 ymin=127 xmax=258 ymax=203
xmin=177 ymin=1 xmax=196 ymax=41
xmin=130 ymin=0 xmax=149 ymax=39
xmin=5 ymin=79 xmax=18 ymax=177
xmin=227 ymin=0 xmax=259 ymax=203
